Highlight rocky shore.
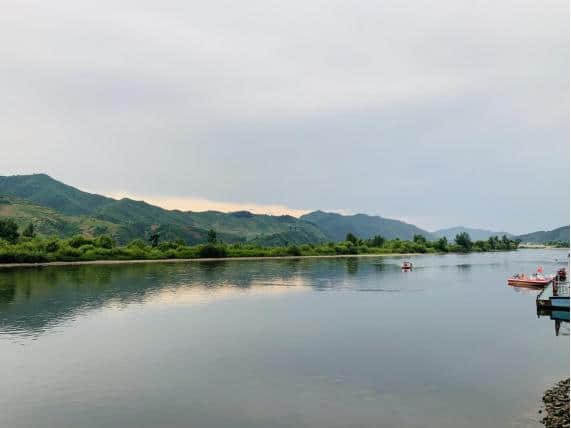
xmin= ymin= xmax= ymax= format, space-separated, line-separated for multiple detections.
xmin=540 ymin=378 xmax=569 ymax=428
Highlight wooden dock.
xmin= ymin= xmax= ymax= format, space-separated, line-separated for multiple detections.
xmin=537 ymin=281 xmax=570 ymax=310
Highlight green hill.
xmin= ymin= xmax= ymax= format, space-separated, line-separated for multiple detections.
xmin=0 ymin=175 xmax=326 ymax=245
xmin=300 ymin=210 xmax=434 ymax=241
xmin=0 ymin=196 xmax=118 ymax=238
xmin=7 ymin=174 xmax=537 ymax=247
xmin=0 ymin=174 xmax=113 ymax=215
xmin=515 ymin=226 xmax=570 ymax=244
xmin=248 ymin=225 xmax=327 ymax=247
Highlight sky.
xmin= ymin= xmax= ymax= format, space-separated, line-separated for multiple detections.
xmin=1 ymin=0 xmax=569 ymax=234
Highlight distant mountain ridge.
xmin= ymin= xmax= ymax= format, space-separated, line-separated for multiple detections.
xmin=300 ymin=210 xmax=434 ymax=241
xmin=0 ymin=174 xmax=328 ymax=245
xmin=432 ymin=226 xmax=513 ymax=241
xmin=515 ymin=226 xmax=570 ymax=244
xmin=0 ymin=174 xmax=567 ymax=246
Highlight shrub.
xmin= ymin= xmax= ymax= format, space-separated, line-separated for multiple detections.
xmin=454 ymin=232 xmax=472 ymax=251
xmin=346 ymin=233 xmax=358 ymax=244
xmin=95 ymin=235 xmax=115 ymax=249
xmin=175 ymin=247 xmax=198 ymax=258
xmin=22 ymin=223 xmax=36 ymax=238
xmin=45 ymin=239 xmax=60 ymax=253
xmin=158 ymin=241 xmax=180 ymax=252
xmin=434 ymin=237 xmax=448 ymax=252
xmin=334 ymin=245 xmax=346 ymax=254
xmin=198 ymin=244 xmax=228 ymax=258
xmin=127 ymin=239 xmax=148 ymax=249
xmin=78 ymin=244 xmax=95 ymax=253
xmin=69 ymin=235 xmax=93 ymax=248
xmin=54 ymin=246 xmax=82 ymax=260
xmin=345 ymin=243 xmax=358 ymax=254
xmin=0 ymin=250 xmax=47 ymax=263
xmin=0 ymin=219 xmax=19 ymax=244
xmin=286 ymin=245 xmax=302 ymax=256
xmin=125 ymin=247 xmax=149 ymax=259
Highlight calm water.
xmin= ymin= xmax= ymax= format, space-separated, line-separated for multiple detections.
xmin=0 ymin=249 xmax=568 ymax=428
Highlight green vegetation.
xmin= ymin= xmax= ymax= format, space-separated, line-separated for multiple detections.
xmin=300 ymin=210 xmax=434 ymax=241
xmin=148 ymin=233 xmax=160 ymax=248
xmin=543 ymin=240 xmax=569 ymax=248
xmin=454 ymin=232 xmax=472 ymax=251
xmin=0 ymin=174 xmax=559 ymax=254
xmin=432 ymin=226 xmax=514 ymax=241
xmin=0 ymin=173 xmax=114 ymax=216
xmin=0 ymin=174 xmax=328 ymax=245
xmin=0 ymin=228 xmax=521 ymax=264
xmin=516 ymin=226 xmax=570 ymax=245
xmin=0 ymin=219 xmax=19 ymax=244
xmin=22 ymin=222 xmax=35 ymax=238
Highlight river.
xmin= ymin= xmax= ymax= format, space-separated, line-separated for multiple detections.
xmin=0 ymin=249 xmax=568 ymax=428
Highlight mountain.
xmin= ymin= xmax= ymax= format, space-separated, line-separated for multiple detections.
xmin=300 ymin=210 xmax=434 ymax=241
xmin=432 ymin=226 xmax=513 ymax=241
xmin=0 ymin=196 xmax=117 ymax=238
xmin=249 ymin=226 xmax=327 ymax=247
xmin=515 ymin=226 xmax=570 ymax=244
xmin=0 ymin=174 xmax=113 ymax=216
xmin=0 ymin=174 xmax=326 ymax=245
xmin=8 ymin=174 xmax=535 ymax=247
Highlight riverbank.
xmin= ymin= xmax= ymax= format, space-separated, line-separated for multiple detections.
xmin=0 ymin=234 xmax=522 ymax=266
xmin=520 ymin=245 xmax=570 ymax=250
xmin=0 ymin=252 xmax=435 ymax=269
xmin=540 ymin=378 xmax=569 ymax=428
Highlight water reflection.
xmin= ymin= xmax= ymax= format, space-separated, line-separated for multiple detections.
xmin=0 ymin=262 xmax=315 ymax=337
xmin=508 ymin=284 xmax=541 ymax=296
xmin=509 ymin=280 xmax=570 ymax=337
xmin=1 ymin=252 xmax=568 ymax=341
xmin=0 ymin=250 xmax=569 ymax=428
xmin=537 ymin=308 xmax=570 ymax=336
xmin=345 ymin=258 xmax=359 ymax=275
xmin=0 ymin=258 xmax=423 ymax=338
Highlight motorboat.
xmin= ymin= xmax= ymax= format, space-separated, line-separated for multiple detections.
xmin=508 ymin=273 xmax=554 ymax=287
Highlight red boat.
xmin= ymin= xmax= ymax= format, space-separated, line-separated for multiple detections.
xmin=507 ymin=274 xmax=554 ymax=287
xmin=402 ymin=261 xmax=413 ymax=270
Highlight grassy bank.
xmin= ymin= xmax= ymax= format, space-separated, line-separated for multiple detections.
xmin=0 ymin=253 xmax=444 ymax=269
xmin=0 ymin=231 xmax=520 ymax=265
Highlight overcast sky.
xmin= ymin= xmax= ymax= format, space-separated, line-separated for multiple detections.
xmin=1 ymin=0 xmax=568 ymax=233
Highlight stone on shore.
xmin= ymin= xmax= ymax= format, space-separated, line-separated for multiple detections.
xmin=541 ymin=378 xmax=570 ymax=428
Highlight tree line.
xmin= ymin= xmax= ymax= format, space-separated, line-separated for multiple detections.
xmin=0 ymin=218 xmax=520 ymax=264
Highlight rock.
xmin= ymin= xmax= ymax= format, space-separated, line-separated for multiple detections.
xmin=539 ymin=378 xmax=570 ymax=428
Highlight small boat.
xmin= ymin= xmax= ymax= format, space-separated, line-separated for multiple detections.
xmin=402 ymin=261 xmax=413 ymax=270
xmin=508 ymin=273 xmax=554 ymax=287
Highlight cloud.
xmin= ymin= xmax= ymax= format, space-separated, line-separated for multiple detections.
xmin=106 ymin=191 xmax=310 ymax=217
xmin=0 ymin=0 xmax=568 ymax=233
